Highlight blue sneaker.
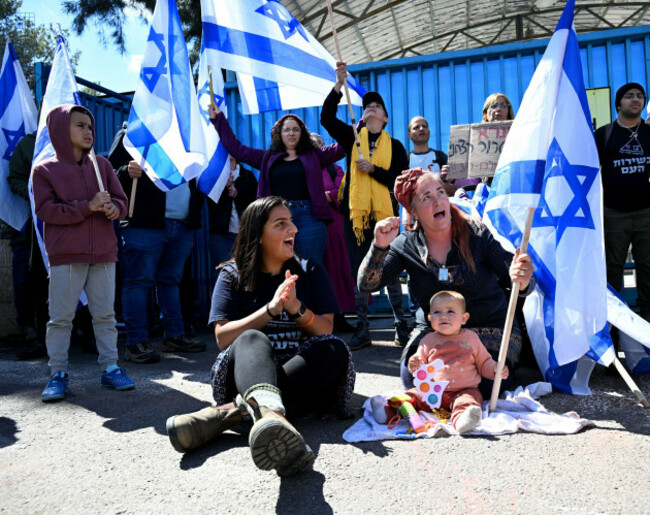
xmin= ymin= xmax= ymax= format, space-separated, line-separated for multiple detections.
xmin=101 ymin=368 xmax=135 ymax=391
xmin=42 ymin=372 xmax=70 ymax=402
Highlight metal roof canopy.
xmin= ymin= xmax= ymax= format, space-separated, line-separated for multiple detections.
xmin=288 ymin=0 xmax=650 ymax=63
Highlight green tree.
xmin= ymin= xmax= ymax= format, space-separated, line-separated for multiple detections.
xmin=63 ymin=0 xmax=201 ymax=65
xmin=0 ymin=0 xmax=80 ymax=95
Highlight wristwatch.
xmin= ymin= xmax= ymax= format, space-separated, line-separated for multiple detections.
xmin=288 ymin=302 xmax=307 ymax=321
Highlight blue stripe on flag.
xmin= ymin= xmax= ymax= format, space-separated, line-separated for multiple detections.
xmin=556 ymin=0 xmax=575 ymax=31
xmin=489 ymin=160 xmax=546 ymax=196
xmin=202 ymin=22 xmax=365 ymax=98
xmin=252 ymin=76 xmax=282 ymax=112
xmin=0 ymin=48 xmax=19 ymax=120
xmin=197 ymin=140 xmax=229 ymax=195
xmin=563 ymin=29 xmax=593 ymax=130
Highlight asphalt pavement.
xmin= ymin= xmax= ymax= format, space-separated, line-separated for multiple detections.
xmin=1 ymin=318 xmax=649 ymax=514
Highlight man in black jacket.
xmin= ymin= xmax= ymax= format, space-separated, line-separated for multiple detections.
xmin=108 ymin=127 xmax=206 ymax=364
xmin=320 ymin=62 xmax=410 ymax=351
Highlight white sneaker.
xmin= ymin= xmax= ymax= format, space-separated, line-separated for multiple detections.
xmin=455 ymin=405 xmax=482 ymax=434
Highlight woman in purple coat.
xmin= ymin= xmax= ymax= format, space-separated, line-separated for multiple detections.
xmin=209 ymin=104 xmax=345 ymax=264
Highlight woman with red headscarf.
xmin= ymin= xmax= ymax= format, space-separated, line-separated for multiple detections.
xmin=208 ymin=104 xmax=345 ymax=264
xmin=357 ymin=168 xmax=534 ymax=397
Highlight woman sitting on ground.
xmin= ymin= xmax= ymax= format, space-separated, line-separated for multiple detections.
xmin=208 ymin=104 xmax=345 ymax=264
xmin=357 ymin=168 xmax=533 ymax=398
xmin=166 ymin=196 xmax=354 ymax=477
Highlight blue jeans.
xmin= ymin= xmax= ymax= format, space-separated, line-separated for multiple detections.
xmin=287 ymin=200 xmax=327 ymax=264
xmin=209 ymin=232 xmax=236 ymax=287
xmin=121 ymin=220 xmax=195 ymax=344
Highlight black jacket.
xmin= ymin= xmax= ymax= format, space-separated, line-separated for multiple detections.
xmin=108 ymin=129 xmax=204 ymax=230
xmin=208 ymin=166 xmax=258 ymax=234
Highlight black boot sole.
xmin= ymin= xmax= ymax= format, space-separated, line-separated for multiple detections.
xmin=249 ymin=419 xmax=314 ymax=475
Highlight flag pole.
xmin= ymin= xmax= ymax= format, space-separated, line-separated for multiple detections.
xmin=613 ymin=357 xmax=650 ymax=408
xmin=208 ymin=65 xmax=217 ymax=110
xmin=325 ymin=0 xmax=364 ymax=160
xmin=489 ymin=206 xmax=536 ymax=412
xmin=128 ymin=178 xmax=137 ymax=218
xmin=89 ymin=148 xmax=106 ymax=191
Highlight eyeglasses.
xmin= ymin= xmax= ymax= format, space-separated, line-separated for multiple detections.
xmin=281 ymin=127 xmax=301 ymax=134
xmin=488 ymin=103 xmax=510 ymax=110
xmin=623 ymin=92 xmax=646 ymax=100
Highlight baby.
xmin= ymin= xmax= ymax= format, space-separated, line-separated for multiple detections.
xmin=372 ymin=290 xmax=508 ymax=434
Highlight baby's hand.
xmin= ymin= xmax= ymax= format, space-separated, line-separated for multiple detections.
xmin=408 ymin=355 xmax=421 ymax=373
xmin=495 ymin=364 xmax=509 ymax=379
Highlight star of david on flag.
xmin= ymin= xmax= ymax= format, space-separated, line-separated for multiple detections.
xmin=124 ymin=0 xmax=207 ymax=191
xmin=200 ymin=0 xmax=366 ymax=113
xmin=0 ymin=41 xmax=37 ymax=230
xmin=483 ymin=0 xmax=610 ymax=394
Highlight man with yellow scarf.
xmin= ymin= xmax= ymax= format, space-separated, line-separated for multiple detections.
xmin=320 ymin=61 xmax=410 ymax=351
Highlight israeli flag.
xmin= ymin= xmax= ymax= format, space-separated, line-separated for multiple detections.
xmin=195 ymin=43 xmax=230 ymax=202
xmin=472 ymin=182 xmax=490 ymax=218
xmin=124 ymin=0 xmax=207 ymax=191
xmin=483 ymin=0 xmax=609 ymax=394
xmin=30 ymin=33 xmax=84 ymax=272
xmin=201 ymin=0 xmax=365 ymax=108
xmin=0 ymin=41 xmax=37 ymax=230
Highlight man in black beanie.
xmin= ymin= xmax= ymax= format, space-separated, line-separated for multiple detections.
xmin=595 ymin=82 xmax=650 ymax=323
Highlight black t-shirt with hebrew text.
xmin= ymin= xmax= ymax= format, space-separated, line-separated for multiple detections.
xmin=209 ymin=258 xmax=338 ymax=354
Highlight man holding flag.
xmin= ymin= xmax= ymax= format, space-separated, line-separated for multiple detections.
xmin=483 ymin=0 xmax=609 ymax=394
xmin=117 ymin=0 xmax=208 ymax=363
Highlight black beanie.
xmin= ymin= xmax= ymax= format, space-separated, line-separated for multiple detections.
xmin=615 ymin=82 xmax=646 ymax=108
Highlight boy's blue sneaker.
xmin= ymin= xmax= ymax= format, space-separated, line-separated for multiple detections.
xmin=101 ymin=368 xmax=136 ymax=391
xmin=42 ymin=372 xmax=70 ymax=402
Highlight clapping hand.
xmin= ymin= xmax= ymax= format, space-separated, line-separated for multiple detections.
xmin=268 ymin=270 xmax=299 ymax=316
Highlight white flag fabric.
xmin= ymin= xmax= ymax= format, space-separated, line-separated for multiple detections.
xmin=0 ymin=41 xmax=38 ymax=230
xmin=195 ymin=42 xmax=231 ymax=202
xmin=200 ymin=0 xmax=365 ymax=111
xmin=124 ymin=0 xmax=207 ymax=191
xmin=236 ymin=71 xmax=337 ymax=114
xmin=482 ymin=0 xmax=609 ymax=394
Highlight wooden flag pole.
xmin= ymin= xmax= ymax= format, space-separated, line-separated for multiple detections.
xmin=325 ymin=0 xmax=364 ymax=160
xmin=613 ymin=356 xmax=650 ymax=408
xmin=208 ymin=65 xmax=217 ymax=110
xmin=89 ymin=148 xmax=106 ymax=192
xmin=128 ymin=178 xmax=137 ymax=218
xmin=489 ymin=206 xmax=536 ymax=412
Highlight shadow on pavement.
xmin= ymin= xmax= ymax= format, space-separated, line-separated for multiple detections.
xmin=0 ymin=417 xmax=19 ymax=448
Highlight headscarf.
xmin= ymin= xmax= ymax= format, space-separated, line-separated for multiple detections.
xmin=394 ymin=167 xmax=427 ymax=214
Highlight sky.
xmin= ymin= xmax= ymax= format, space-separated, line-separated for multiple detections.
xmin=18 ymin=0 xmax=151 ymax=93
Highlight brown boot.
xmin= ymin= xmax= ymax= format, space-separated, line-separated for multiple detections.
xmin=166 ymin=402 xmax=249 ymax=453
xmin=238 ymin=384 xmax=315 ymax=476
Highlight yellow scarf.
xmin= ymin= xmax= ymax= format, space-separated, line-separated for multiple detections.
xmin=343 ymin=127 xmax=394 ymax=244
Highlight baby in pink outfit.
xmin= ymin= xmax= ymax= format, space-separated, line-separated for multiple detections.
xmin=372 ymin=290 xmax=509 ymax=434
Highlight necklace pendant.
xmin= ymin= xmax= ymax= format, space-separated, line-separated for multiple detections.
xmin=633 ymin=133 xmax=638 ymax=138
xmin=438 ymin=267 xmax=449 ymax=281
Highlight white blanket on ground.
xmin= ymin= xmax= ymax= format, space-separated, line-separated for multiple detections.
xmin=343 ymin=382 xmax=594 ymax=443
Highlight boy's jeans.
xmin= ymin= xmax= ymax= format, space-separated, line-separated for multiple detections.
xmin=47 ymin=262 xmax=118 ymax=374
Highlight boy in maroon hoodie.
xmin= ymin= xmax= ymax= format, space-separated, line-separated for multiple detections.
xmin=32 ymin=104 xmax=135 ymax=401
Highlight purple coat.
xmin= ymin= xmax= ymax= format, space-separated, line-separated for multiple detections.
xmin=211 ymin=113 xmax=345 ymax=223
